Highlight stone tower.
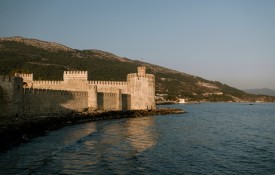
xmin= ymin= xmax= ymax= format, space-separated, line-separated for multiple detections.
xmin=63 ymin=71 xmax=98 ymax=110
xmin=127 ymin=66 xmax=156 ymax=110
xmin=0 ymin=76 xmax=23 ymax=117
xmin=10 ymin=66 xmax=156 ymax=115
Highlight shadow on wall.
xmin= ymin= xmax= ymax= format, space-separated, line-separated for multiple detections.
xmin=0 ymin=86 xmax=9 ymax=116
xmin=0 ymin=86 xmax=4 ymax=103
xmin=122 ymin=94 xmax=131 ymax=110
xmin=22 ymin=88 xmax=88 ymax=116
xmin=97 ymin=93 xmax=131 ymax=111
xmin=0 ymin=77 xmax=19 ymax=118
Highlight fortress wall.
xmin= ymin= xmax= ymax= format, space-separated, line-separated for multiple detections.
xmin=137 ymin=66 xmax=146 ymax=77
xmin=126 ymin=67 xmax=155 ymax=110
xmin=62 ymin=79 xmax=89 ymax=91
xmin=64 ymin=71 xmax=88 ymax=81
xmin=147 ymin=76 xmax=156 ymax=109
xmin=127 ymin=76 xmax=148 ymax=109
xmin=122 ymin=94 xmax=131 ymax=110
xmin=31 ymin=80 xmax=89 ymax=91
xmin=0 ymin=76 xmax=23 ymax=118
xmin=89 ymin=81 xmax=128 ymax=93
xmin=97 ymin=90 xmax=121 ymax=111
xmin=9 ymin=66 xmax=156 ymax=112
xmin=30 ymin=80 xmax=64 ymax=90
xmin=23 ymin=88 xmax=88 ymax=116
xmin=127 ymin=73 xmax=156 ymax=110
xmin=14 ymin=73 xmax=33 ymax=82
xmin=127 ymin=73 xmax=155 ymax=79
xmin=32 ymin=80 xmax=63 ymax=85
xmin=95 ymin=87 xmax=121 ymax=94
xmin=0 ymin=76 xmax=13 ymax=117
xmin=87 ymin=85 xmax=98 ymax=110
xmin=60 ymin=90 xmax=88 ymax=112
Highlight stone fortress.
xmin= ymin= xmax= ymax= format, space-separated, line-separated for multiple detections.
xmin=0 ymin=66 xmax=156 ymax=117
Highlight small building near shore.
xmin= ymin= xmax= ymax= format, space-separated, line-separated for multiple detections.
xmin=178 ymin=98 xmax=186 ymax=104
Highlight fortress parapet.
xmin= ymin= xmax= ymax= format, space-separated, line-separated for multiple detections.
xmin=14 ymin=73 xmax=33 ymax=82
xmin=127 ymin=73 xmax=155 ymax=81
xmin=22 ymin=88 xmax=88 ymax=115
xmin=23 ymin=88 xmax=87 ymax=96
xmin=5 ymin=66 xmax=155 ymax=115
xmin=88 ymin=81 xmax=128 ymax=86
xmin=137 ymin=66 xmax=146 ymax=77
xmin=32 ymin=80 xmax=62 ymax=85
xmin=127 ymin=66 xmax=149 ymax=79
xmin=126 ymin=66 xmax=156 ymax=110
xmin=0 ymin=76 xmax=23 ymax=118
xmin=1 ymin=75 xmax=13 ymax=82
xmin=63 ymin=71 xmax=88 ymax=81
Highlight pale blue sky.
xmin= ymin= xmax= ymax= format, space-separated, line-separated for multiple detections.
xmin=1 ymin=0 xmax=275 ymax=89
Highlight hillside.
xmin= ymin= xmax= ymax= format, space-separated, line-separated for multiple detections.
xmin=1 ymin=36 xmax=274 ymax=102
xmin=244 ymin=88 xmax=275 ymax=97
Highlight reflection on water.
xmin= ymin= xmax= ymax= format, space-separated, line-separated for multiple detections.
xmin=1 ymin=103 xmax=275 ymax=174
xmin=45 ymin=116 xmax=158 ymax=175
xmin=0 ymin=122 xmax=98 ymax=175
xmin=126 ymin=117 xmax=157 ymax=153
xmin=61 ymin=122 xmax=97 ymax=145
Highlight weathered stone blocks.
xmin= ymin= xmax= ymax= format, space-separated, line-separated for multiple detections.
xmin=0 ymin=67 xmax=155 ymax=117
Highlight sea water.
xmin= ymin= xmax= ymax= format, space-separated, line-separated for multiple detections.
xmin=0 ymin=103 xmax=275 ymax=175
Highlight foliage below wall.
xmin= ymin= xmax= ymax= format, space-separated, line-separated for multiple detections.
xmin=1 ymin=36 xmax=274 ymax=102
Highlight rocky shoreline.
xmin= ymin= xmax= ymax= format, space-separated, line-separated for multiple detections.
xmin=0 ymin=108 xmax=184 ymax=153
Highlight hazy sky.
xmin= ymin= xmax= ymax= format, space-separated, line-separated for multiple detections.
xmin=1 ymin=0 xmax=275 ymax=90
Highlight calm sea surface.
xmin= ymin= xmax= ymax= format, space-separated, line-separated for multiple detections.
xmin=1 ymin=103 xmax=275 ymax=175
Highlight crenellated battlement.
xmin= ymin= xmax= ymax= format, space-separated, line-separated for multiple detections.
xmin=88 ymin=80 xmax=128 ymax=86
xmin=145 ymin=74 xmax=155 ymax=79
xmin=127 ymin=73 xmax=137 ymax=79
xmin=126 ymin=67 xmax=156 ymax=110
xmin=32 ymin=80 xmax=62 ymax=85
xmin=137 ymin=66 xmax=146 ymax=77
xmin=127 ymin=73 xmax=155 ymax=80
xmin=63 ymin=71 xmax=88 ymax=81
xmin=0 ymin=76 xmax=23 ymax=85
xmin=88 ymin=84 xmax=98 ymax=90
xmin=14 ymin=73 xmax=33 ymax=81
xmin=64 ymin=71 xmax=88 ymax=75
xmin=1 ymin=66 xmax=155 ymax=115
xmin=23 ymin=88 xmax=87 ymax=96
xmin=0 ymin=76 xmax=13 ymax=82
xmin=103 ymin=93 xmax=117 ymax=97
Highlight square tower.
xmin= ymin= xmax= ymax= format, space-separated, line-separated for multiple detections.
xmin=63 ymin=71 xmax=88 ymax=81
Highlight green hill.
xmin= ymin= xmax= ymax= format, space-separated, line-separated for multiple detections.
xmin=0 ymin=36 xmax=274 ymax=102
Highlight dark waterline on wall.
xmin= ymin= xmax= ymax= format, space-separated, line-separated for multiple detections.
xmin=1 ymin=103 xmax=275 ymax=174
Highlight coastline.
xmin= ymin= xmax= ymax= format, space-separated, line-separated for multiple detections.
xmin=0 ymin=108 xmax=184 ymax=153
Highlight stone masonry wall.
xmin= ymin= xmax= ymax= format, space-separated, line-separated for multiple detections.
xmin=127 ymin=71 xmax=156 ymax=110
xmin=0 ymin=76 xmax=23 ymax=118
xmin=63 ymin=71 xmax=88 ymax=81
xmin=14 ymin=66 xmax=156 ymax=111
xmin=97 ymin=92 xmax=119 ymax=111
xmin=23 ymin=88 xmax=88 ymax=116
xmin=122 ymin=94 xmax=131 ymax=110
xmin=89 ymin=81 xmax=128 ymax=94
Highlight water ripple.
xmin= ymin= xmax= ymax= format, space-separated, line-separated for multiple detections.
xmin=1 ymin=103 xmax=275 ymax=174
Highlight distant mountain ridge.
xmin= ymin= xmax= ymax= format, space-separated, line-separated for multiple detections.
xmin=1 ymin=36 xmax=274 ymax=102
xmin=0 ymin=36 xmax=73 ymax=52
xmin=244 ymin=88 xmax=275 ymax=97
